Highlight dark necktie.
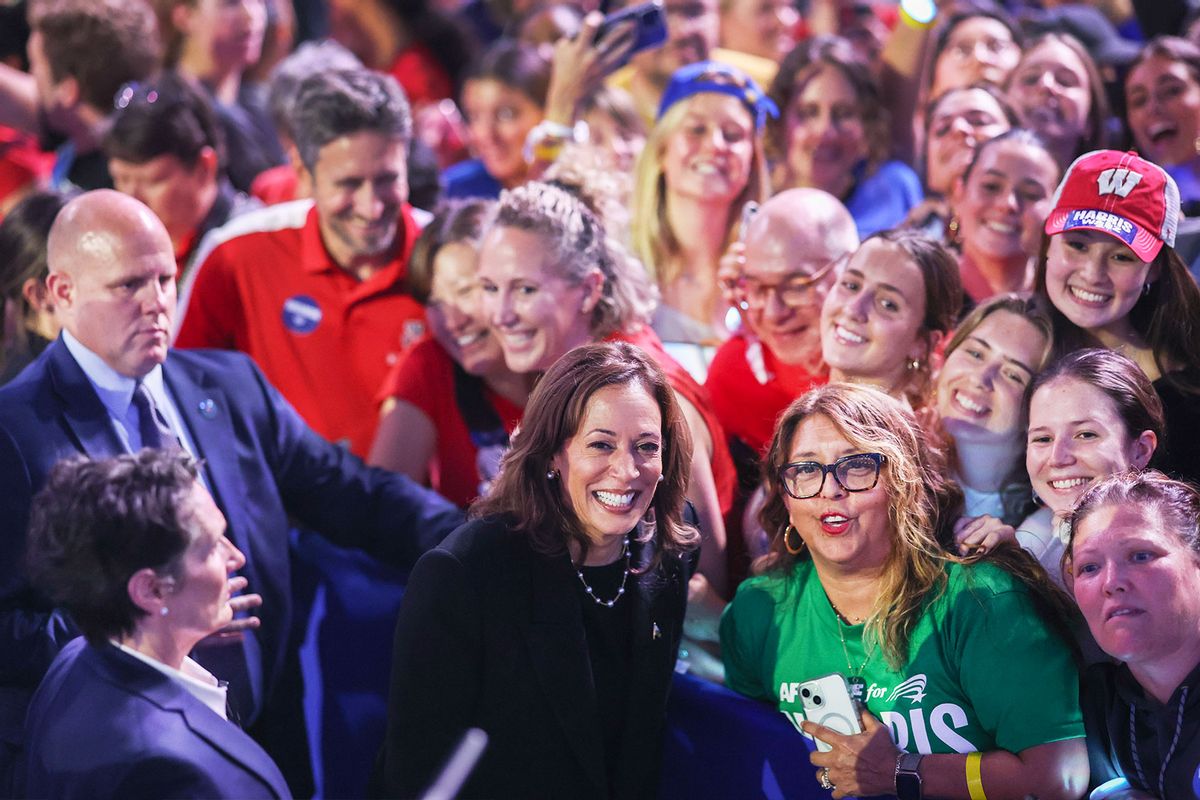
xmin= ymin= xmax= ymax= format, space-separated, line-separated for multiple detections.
xmin=131 ymin=381 xmax=180 ymax=451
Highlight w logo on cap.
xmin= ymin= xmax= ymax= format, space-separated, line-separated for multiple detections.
xmin=1097 ymin=168 xmax=1143 ymax=198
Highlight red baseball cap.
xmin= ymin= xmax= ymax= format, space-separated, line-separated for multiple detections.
xmin=1044 ymin=149 xmax=1180 ymax=262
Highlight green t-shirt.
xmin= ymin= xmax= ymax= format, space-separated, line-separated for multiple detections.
xmin=720 ymin=559 xmax=1084 ymax=755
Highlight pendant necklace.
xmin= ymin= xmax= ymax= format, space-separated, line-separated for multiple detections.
xmin=575 ymin=536 xmax=631 ymax=608
xmin=829 ymin=598 xmax=872 ymax=701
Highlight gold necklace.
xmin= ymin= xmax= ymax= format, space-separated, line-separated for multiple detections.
xmin=829 ymin=597 xmax=872 ymax=701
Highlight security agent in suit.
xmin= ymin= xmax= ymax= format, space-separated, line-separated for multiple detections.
xmin=0 ymin=190 xmax=463 ymax=795
xmin=21 ymin=450 xmax=291 ymax=799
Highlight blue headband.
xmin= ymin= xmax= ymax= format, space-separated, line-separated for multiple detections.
xmin=656 ymin=61 xmax=780 ymax=129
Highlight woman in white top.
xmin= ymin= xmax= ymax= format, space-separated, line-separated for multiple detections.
xmin=1020 ymin=348 xmax=1163 ymax=584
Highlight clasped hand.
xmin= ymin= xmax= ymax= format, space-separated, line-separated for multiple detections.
xmin=802 ymin=711 xmax=900 ymax=798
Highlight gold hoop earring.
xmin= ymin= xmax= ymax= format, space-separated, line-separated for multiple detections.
xmin=784 ymin=525 xmax=805 ymax=555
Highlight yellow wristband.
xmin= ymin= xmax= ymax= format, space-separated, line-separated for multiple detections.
xmin=966 ymin=752 xmax=986 ymax=800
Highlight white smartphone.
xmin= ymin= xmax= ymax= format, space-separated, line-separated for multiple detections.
xmin=798 ymin=673 xmax=863 ymax=752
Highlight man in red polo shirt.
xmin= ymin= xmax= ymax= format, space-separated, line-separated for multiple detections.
xmin=176 ymin=68 xmax=427 ymax=458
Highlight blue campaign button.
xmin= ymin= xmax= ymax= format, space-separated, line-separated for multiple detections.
xmin=282 ymin=295 xmax=322 ymax=335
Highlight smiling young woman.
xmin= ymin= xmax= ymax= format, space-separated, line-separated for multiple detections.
xmin=1036 ymin=149 xmax=1200 ymax=484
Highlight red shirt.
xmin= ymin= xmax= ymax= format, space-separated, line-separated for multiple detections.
xmin=175 ymin=200 xmax=427 ymax=458
xmin=249 ymin=165 xmax=298 ymax=206
xmin=377 ymin=337 xmax=523 ymax=508
xmin=609 ymin=326 xmax=736 ymax=515
xmin=388 ymin=44 xmax=453 ymax=107
xmin=706 ymin=331 xmax=827 ymax=456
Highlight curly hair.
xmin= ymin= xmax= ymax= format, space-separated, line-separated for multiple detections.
xmin=472 ymin=341 xmax=698 ymax=566
xmin=26 ymin=450 xmax=201 ymax=645
xmin=487 ymin=180 xmax=655 ymax=336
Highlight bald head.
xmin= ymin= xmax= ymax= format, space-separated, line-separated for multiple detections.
xmin=738 ymin=189 xmax=858 ymax=367
xmin=46 ymin=190 xmax=177 ymax=377
xmin=48 ymin=190 xmax=172 ymax=279
xmin=743 ymin=188 xmax=858 ymax=265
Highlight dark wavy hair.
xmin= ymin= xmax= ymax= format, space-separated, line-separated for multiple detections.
xmin=472 ymin=341 xmax=698 ymax=567
xmin=0 ymin=190 xmax=70 ymax=375
xmin=26 ymin=450 xmax=201 ymax=645
xmin=464 ymin=38 xmax=551 ymax=107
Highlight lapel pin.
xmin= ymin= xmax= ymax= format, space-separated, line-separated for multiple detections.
xmin=197 ymin=398 xmax=217 ymax=419
xmin=652 ymin=623 xmax=661 ymax=640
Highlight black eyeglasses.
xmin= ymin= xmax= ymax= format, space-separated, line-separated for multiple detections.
xmin=778 ymin=453 xmax=886 ymax=500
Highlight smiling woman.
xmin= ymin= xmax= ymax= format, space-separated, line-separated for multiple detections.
xmin=720 ymin=383 xmax=1089 ymax=799
xmin=768 ymin=36 xmax=923 ymax=239
xmin=376 ymin=342 xmax=698 ymax=798
xmin=1036 ymin=149 xmax=1200 ymax=484
xmin=819 ymin=228 xmax=963 ymax=408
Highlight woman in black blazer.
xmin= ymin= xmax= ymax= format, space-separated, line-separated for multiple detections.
xmin=375 ymin=342 xmax=700 ymax=799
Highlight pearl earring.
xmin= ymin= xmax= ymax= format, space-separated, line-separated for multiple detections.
xmin=546 ymin=469 xmax=558 ymax=480
xmin=160 ymin=606 xmax=169 ymax=617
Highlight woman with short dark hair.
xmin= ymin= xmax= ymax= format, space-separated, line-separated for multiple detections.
xmin=22 ymin=449 xmax=285 ymax=798
xmin=375 ymin=342 xmax=698 ymax=798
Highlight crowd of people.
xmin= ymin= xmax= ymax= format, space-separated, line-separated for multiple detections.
xmin=1 ymin=0 xmax=1200 ymax=798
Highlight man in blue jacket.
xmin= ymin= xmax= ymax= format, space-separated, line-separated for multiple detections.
xmin=0 ymin=190 xmax=462 ymax=795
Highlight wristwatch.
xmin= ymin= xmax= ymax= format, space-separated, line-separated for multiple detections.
xmin=895 ymin=752 xmax=924 ymax=800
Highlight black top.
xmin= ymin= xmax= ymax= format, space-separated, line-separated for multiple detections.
xmin=1151 ymin=371 xmax=1200 ymax=487
xmin=577 ymin=558 xmax=634 ymax=793
xmin=1081 ymin=658 xmax=1200 ymax=797
xmin=375 ymin=515 xmax=695 ymax=800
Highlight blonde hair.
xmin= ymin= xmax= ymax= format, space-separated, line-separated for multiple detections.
xmin=758 ymin=383 xmax=957 ymax=668
xmin=487 ymin=181 xmax=655 ymax=336
xmin=630 ymin=96 xmax=770 ymax=286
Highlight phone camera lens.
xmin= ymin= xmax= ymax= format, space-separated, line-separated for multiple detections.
xmin=813 ymin=695 xmax=823 ymax=706
xmin=801 ymin=688 xmax=810 ymax=698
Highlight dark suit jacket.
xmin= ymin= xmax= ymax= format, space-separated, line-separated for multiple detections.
xmin=375 ymin=516 xmax=695 ymax=800
xmin=22 ymin=637 xmax=291 ymax=799
xmin=0 ymin=341 xmax=463 ymax=757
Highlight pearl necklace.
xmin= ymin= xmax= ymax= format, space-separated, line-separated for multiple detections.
xmin=575 ymin=537 xmax=631 ymax=608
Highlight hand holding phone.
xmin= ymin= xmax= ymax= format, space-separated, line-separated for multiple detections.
xmin=592 ymin=1 xmax=667 ymax=71
xmin=797 ymin=673 xmax=863 ymax=752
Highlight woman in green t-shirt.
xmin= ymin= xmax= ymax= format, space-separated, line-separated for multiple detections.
xmin=720 ymin=382 xmax=1089 ymax=799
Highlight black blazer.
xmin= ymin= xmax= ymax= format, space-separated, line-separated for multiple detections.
xmin=22 ymin=638 xmax=291 ymax=799
xmin=375 ymin=516 xmax=695 ymax=799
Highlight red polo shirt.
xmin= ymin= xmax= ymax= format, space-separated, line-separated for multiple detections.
xmin=175 ymin=200 xmax=427 ymax=457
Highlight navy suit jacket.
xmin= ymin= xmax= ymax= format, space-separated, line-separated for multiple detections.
xmin=0 ymin=340 xmax=463 ymax=749
xmin=22 ymin=637 xmax=291 ymax=799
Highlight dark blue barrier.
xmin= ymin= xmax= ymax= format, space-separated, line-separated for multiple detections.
xmin=291 ymin=531 xmax=860 ymax=799
xmin=661 ymin=671 xmax=843 ymax=800
xmin=292 ymin=530 xmax=407 ymax=799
